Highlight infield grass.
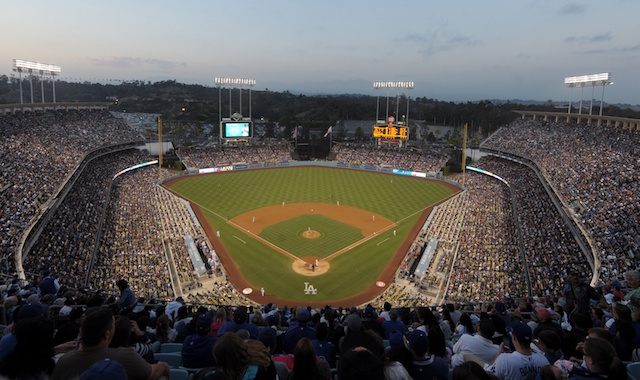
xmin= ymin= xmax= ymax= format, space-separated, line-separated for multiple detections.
xmin=260 ymin=214 xmax=364 ymax=259
xmin=168 ymin=166 xmax=453 ymax=302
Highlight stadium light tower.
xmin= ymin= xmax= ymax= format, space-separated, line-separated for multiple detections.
xmin=13 ymin=59 xmax=61 ymax=104
xmin=564 ymin=72 xmax=611 ymax=116
xmin=214 ymin=77 xmax=256 ymax=122
xmin=373 ymin=81 xmax=414 ymax=126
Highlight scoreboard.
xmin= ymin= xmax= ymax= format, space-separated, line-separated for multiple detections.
xmin=373 ymin=125 xmax=408 ymax=140
xmin=220 ymin=121 xmax=253 ymax=139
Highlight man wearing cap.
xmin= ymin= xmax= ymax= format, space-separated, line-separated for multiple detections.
xmin=182 ymin=312 xmax=217 ymax=368
xmin=339 ymin=313 xmax=362 ymax=353
xmin=283 ymin=307 xmax=315 ymax=354
xmin=52 ymin=308 xmax=170 ymax=380
xmin=406 ymin=329 xmax=448 ymax=380
xmin=532 ymin=306 xmax=563 ymax=339
xmin=38 ymin=270 xmax=60 ymax=297
xmin=382 ymin=309 xmax=406 ymax=339
xmin=451 ymin=318 xmax=500 ymax=368
xmin=217 ymin=306 xmax=259 ymax=339
xmin=564 ymin=268 xmax=608 ymax=322
xmin=481 ymin=320 xmax=548 ymax=380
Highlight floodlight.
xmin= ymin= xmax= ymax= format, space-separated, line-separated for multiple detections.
xmin=214 ymin=77 xmax=256 ymax=86
xmin=13 ymin=59 xmax=61 ymax=74
xmin=564 ymin=72 xmax=609 ymax=85
xmin=373 ymin=81 xmax=414 ymax=89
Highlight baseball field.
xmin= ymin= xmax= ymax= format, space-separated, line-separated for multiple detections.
xmin=164 ymin=166 xmax=459 ymax=307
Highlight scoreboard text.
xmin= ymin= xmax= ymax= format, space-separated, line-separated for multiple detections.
xmin=373 ymin=125 xmax=408 ymax=140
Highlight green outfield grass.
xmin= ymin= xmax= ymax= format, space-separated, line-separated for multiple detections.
xmin=168 ymin=166 xmax=453 ymax=302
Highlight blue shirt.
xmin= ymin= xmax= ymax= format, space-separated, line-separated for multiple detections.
xmin=117 ymin=287 xmax=137 ymax=310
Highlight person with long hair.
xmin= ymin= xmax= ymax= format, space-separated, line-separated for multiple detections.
xmin=211 ymin=332 xmax=276 ymax=380
xmin=288 ymin=337 xmax=330 ymax=380
xmin=455 ymin=313 xmax=475 ymax=336
xmin=109 ymin=315 xmax=154 ymax=363
xmin=155 ymin=314 xmax=177 ymax=343
xmin=567 ymin=337 xmax=627 ymax=379
xmin=211 ymin=307 xmax=227 ymax=338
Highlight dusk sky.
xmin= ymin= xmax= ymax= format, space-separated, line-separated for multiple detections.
xmin=2 ymin=1 xmax=639 ymax=105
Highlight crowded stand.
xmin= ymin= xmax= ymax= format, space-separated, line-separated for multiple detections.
xmin=0 ymin=110 xmax=141 ymax=277
xmin=178 ymin=141 xmax=293 ymax=169
xmin=482 ymin=118 xmax=640 ymax=284
xmin=2 ymin=108 xmax=640 ymax=379
xmin=333 ymin=142 xmax=449 ymax=173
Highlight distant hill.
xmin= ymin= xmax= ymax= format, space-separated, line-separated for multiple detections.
xmin=1 ymin=76 xmax=639 ymax=139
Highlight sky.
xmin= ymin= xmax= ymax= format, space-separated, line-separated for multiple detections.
xmin=2 ymin=1 xmax=639 ymax=105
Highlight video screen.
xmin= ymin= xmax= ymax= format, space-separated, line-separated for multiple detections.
xmin=222 ymin=121 xmax=252 ymax=138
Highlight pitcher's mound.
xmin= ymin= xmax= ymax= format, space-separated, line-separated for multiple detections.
xmin=303 ymin=230 xmax=321 ymax=239
xmin=292 ymin=256 xmax=329 ymax=276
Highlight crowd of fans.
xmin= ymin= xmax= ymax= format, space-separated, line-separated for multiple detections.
xmin=333 ymin=143 xmax=449 ymax=174
xmin=178 ymin=141 xmax=293 ymax=169
xmin=0 ymin=110 xmax=140 ymax=276
xmin=0 ymin=277 xmax=634 ymax=379
xmin=482 ymin=118 xmax=640 ymax=285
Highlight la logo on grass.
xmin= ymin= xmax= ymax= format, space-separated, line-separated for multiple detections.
xmin=304 ymin=282 xmax=317 ymax=295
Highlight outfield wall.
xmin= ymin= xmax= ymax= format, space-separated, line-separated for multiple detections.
xmin=159 ymin=160 xmax=462 ymax=190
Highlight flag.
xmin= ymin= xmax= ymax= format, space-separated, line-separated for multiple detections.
xmin=324 ymin=126 xmax=332 ymax=138
xmin=292 ymin=127 xmax=297 ymax=139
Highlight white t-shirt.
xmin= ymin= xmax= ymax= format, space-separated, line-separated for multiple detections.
xmin=452 ymin=334 xmax=499 ymax=368
xmin=484 ymin=351 xmax=549 ymax=380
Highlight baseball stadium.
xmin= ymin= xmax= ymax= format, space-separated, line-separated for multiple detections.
xmin=2 ymin=83 xmax=640 ymax=379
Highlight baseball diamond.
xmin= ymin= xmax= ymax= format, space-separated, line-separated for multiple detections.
xmin=165 ymin=166 xmax=460 ymax=307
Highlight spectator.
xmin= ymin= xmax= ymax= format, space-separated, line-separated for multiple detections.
xmin=288 ymin=337 xmax=331 ymax=380
xmin=51 ymin=307 xmax=169 ymax=380
xmin=566 ymin=337 xmax=626 ymax=379
xmin=406 ymin=329 xmax=448 ymax=380
xmin=38 ymin=270 xmax=60 ymax=297
xmin=563 ymin=268 xmax=608 ymax=322
xmin=211 ymin=307 xmax=227 ymax=338
xmin=481 ymin=321 xmax=548 ymax=380
xmin=382 ymin=309 xmax=406 ymax=339
xmin=212 ymin=332 xmax=276 ymax=379
xmin=218 ymin=306 xmax=259 ymax=339
xmin=452 ymin=361 xmax=494 ymax=380
xmin=154 ymin=314 xmax=178 ymax=344
xmin=283 ymin=308 xmax=316 ymax=354
xmin=0 ymin=315 xmax=55 ymax=379
xmin=116 ymin=280 xmax=137 ymax=315
xmin=452 ymin=318 xmax=499 ymax=368
xmin=183 ymin=312 xmax=217 ymax=369
xmin=312 ymin=322 xmax=336 ymax=369
xmin=109 ymin=315 xmax=154 ymax=364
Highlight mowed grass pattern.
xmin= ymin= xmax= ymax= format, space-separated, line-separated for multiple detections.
xmin=260 ymin=214 xmax=364 ymax=259
xmin=168 ymin=166 xmax=453 ymax=302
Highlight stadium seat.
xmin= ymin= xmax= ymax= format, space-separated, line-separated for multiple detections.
xmin=628 ymin=362 xmax=640 ymax=380
xmin=169 ymin=368 xmax=189 ymax=380
xmin=160 ymin=343 xmax=184 ymax=353
xmin=154 ymin=352 xmax=182 ymax=368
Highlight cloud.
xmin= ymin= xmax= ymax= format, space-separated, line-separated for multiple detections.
xmin=395 ymin=30 xmax=481 ymax=57
xmin=88 ymin=56 xmax=187 ymax=70
xmin=583 ymin=42 xmax=640 ymax=54
xmin=558 ymin=3 xmax=586 ymax=15
xmin=565 ymin=32 xmax=613 ymax=43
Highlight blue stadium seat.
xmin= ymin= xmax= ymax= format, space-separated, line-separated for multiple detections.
xmin=169 ymin=368 xmax=189 ymax=380
xmin=154 ymin=352 xmax=182 ymax=368
xmin=160 ymin=343 xmax=184 ymax=353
